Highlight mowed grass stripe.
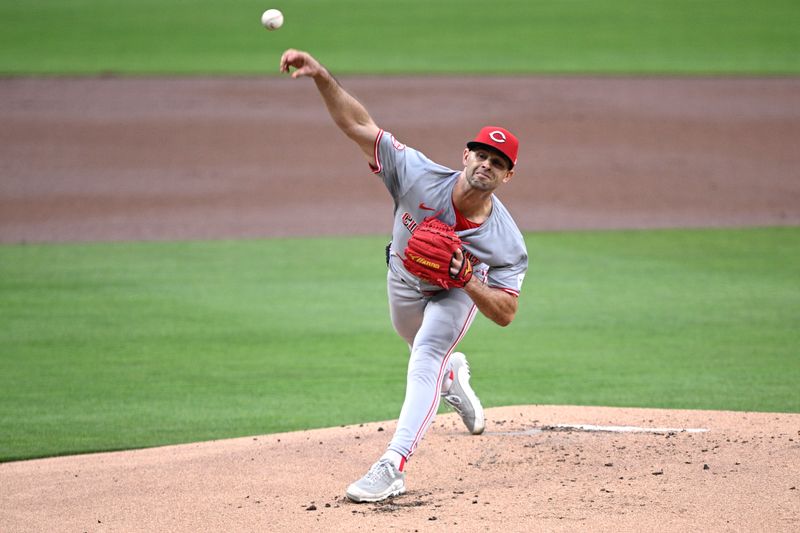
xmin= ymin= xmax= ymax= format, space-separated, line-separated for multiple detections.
xmin=1 ymin=227 xmax=798 ymax=461
xmin=1 ymin=0 xmax=798 ymax=75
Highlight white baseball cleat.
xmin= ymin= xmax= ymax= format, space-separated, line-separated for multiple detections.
xmin=442 ymin=352 xmax=485 ymax=435
xmin=345 ymin=458 xmax=406 ymax=503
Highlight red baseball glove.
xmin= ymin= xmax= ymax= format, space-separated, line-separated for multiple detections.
xmin=402 ymin=216 xmax=473 ymax=289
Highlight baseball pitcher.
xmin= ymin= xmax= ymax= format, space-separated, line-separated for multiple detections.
xmin=280 ymin=49 xmax=528 ymax=503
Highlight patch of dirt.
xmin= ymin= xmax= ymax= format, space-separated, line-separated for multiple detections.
xmin=1 ymin=76 xmax=799 ymax=243
xmin=1 ymin=406 xmax=798 ymax=532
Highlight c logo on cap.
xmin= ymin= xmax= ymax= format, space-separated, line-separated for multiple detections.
xmin=490 ymin=130 xmax=507 ymax=143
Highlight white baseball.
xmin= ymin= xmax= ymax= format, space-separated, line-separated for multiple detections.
xmin=261 ymin=9 xmax=284 ymax=30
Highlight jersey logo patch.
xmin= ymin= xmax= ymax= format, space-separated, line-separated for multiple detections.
xmin=391 ymin=135 xmax=406 ymax=151
xmin=419 ymin=202 xmax=435 ymax=211
xmin=402 ymin=212 xmax=418 ymax=234
xmin=463 ymin=249 xmax=480 ymax=268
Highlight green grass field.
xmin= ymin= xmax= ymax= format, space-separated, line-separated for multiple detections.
xmin=1 ymin=0 xmax=798 ymax=75
xmin=2 ymin=228 xmax=798 ymax=461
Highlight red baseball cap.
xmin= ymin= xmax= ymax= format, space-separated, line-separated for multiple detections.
xmin=466 ymin=126 xmax=519 ymax=169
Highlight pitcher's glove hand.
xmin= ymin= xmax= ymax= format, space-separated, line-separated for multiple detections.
xmin=402 ymin=216 xmax=473 ymax=289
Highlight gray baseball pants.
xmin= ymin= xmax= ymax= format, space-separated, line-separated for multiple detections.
xmin=384 ymin=267 xmax=478 ymax=460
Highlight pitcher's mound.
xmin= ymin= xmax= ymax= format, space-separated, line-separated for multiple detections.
xmin=2 ymin=405 xmax=799 ymax=532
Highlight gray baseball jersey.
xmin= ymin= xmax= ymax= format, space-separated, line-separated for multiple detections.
xmin=372 ymin=130 xmax=528 ymax=296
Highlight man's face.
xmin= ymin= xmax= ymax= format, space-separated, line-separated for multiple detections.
xmin=462 ymin=148 xmax=514 ymax=191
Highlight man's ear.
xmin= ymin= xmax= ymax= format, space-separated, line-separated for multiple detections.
xmin=462 ymin=148 xmax=471 ymax=166
xmin=502 ymin=170 xmax=515 ymax=184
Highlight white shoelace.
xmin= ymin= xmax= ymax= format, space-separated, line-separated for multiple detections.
xmin=366 ymin=460 xmax=393 ymax=484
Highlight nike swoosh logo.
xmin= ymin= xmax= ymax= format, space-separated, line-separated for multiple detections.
xmin=419 ymin=202 xmax=436 ymax=211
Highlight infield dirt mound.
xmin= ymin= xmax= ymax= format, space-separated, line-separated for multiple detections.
xmin=1 ymin=405 xmax=799 ymax=532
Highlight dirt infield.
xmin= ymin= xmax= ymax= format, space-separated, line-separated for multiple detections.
xmin=1 ymin=76 xmax=799 ymax=531
xmin=2 ymin=407 xmax=799 ymax=532
xmin=1 ymin=76 xmax=799 ymax=242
